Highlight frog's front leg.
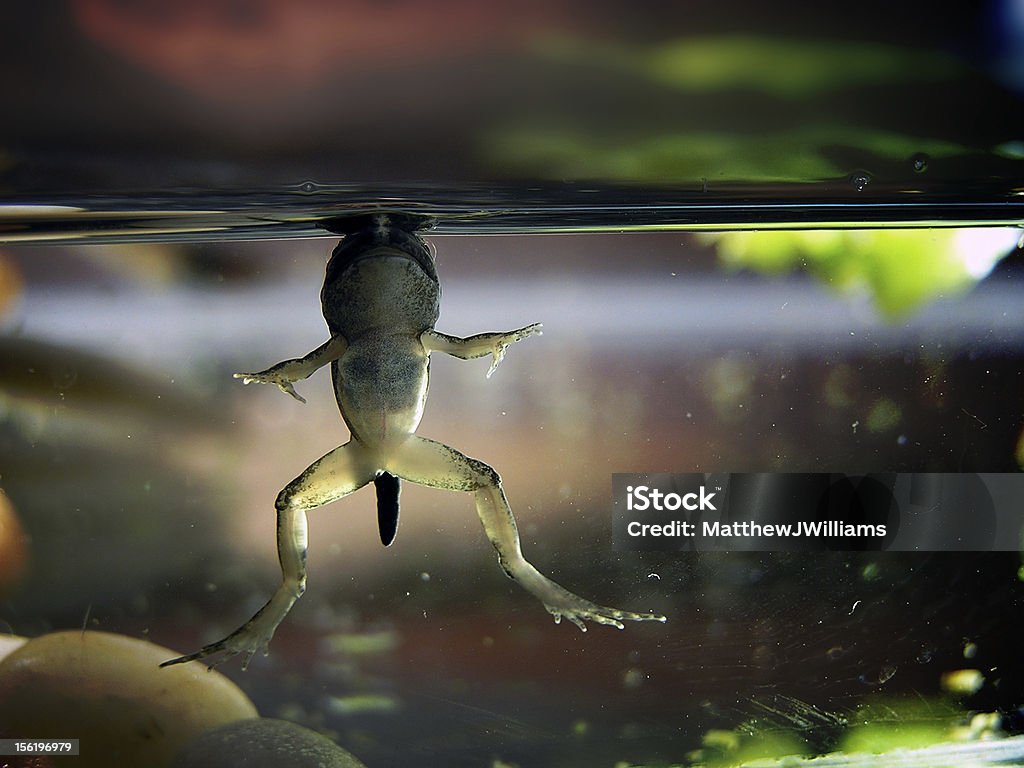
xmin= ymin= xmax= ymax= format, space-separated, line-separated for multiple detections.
xmin=389 ymin=436 xmax=666 ymax=631
xmin=422 ymin=323 xmax=542 ymax=377
xmin=162 ymin=440 xmax=375 ymax=670
xmin=235 ymin=335 xmax=348 ymax=402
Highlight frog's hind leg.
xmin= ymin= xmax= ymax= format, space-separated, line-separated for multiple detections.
xmin=161 ymin=441 xmax=376 ymax=669
xmin=388 ymin=436 xmax=666 ymax=631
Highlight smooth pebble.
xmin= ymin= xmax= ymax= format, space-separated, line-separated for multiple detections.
xmin=173 ymin=718 xmax=369 ymax=768
xmin=0 ymin=630 xmax=258 ymax=768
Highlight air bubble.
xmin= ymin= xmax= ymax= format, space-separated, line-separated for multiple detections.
xmin=850 ymin=171 xmax=871 ymax=192
xmin=911 ymin=153 xmax=929 ymax=173
xmin=299 ymin=181 xmax=318 ymax=194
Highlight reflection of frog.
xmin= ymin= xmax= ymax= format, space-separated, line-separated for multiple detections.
xmin=163 ymin=215 xmax=664 ymax=669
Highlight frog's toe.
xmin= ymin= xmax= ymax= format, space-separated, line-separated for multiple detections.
xmin=604 ymin=606 xmax=668 ymax=624
xmin=545 ymin=601 xmax=666 ymax=632
xmin=566 ymin=613 xmax=591 ymax=632
xmin=549 ymin=609 xmax=590 ymax=632
xmin=160 ymin=641 xmax=232 ymax=670
xmin=485 ymin=348 xmax=508 ymax=378
xmin=518 ymin=322 xmax=543 ymax=340
xmin=233 ymin=371 xmax=307 ymax=403
xmin=580 ymin=608 xmax=626 ymax=630
xmin=233 ymin=371 xmax=263 ymax=383
xmin=276 ymin=380 xmax=307 ymax=403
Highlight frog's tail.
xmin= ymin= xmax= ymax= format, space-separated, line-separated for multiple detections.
xmin=374 ymin=471 xmax=401 ymax=547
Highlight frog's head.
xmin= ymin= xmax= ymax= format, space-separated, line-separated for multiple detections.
xmin=321 ymin=217 xmax=440 ymax=332
xmin=324 ymin=217 xmax=437 ymax=288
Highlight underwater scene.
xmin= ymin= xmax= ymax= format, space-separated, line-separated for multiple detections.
xmin=2 ymin=2 xmax=1024 ymax=767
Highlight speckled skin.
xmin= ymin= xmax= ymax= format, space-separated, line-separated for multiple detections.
xmin=323 ymin=228 xmax=438 ymax=443
xmin=161 ymin=216 xmax=665 ymax=670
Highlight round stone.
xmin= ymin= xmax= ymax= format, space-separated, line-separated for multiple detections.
xmin=0 ymin=491 xmax=28 ymax=594
xmin=0 ymin=630 xmax=258 ymax=768
xmin=173 ymin=718 xmax=369 ymax=768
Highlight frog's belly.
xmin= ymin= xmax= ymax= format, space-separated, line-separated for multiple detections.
xmin=334 ymin=349 xmax=428 ymax=445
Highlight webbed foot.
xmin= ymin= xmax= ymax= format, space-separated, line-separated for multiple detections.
xmin=513 ymin=561 xmax=666 ymax=631
xmin=545 ymin=598 xmax=667 ymax=632
xmin=234 ymin=368 xmax=306 ymax=403
xmin=160 ymin=624 xmax=270 ymax=671
xmin=487 ymin=323 xmax=543 ymax=378
xmin=161 ymin=589 xmax=296 ymax=671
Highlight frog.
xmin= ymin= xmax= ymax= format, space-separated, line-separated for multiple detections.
xmin=162 ymin=215 xmax=665 ymax=669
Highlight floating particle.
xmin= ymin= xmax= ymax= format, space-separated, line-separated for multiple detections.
xmin=941 ymin=668 xmax=984 ymax=695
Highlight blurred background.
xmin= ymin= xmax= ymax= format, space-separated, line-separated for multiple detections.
xmin=1 ymin=2 xmax=1024 ymax=767
xmin=1 ymin=228 xmax=1023 ymax=766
